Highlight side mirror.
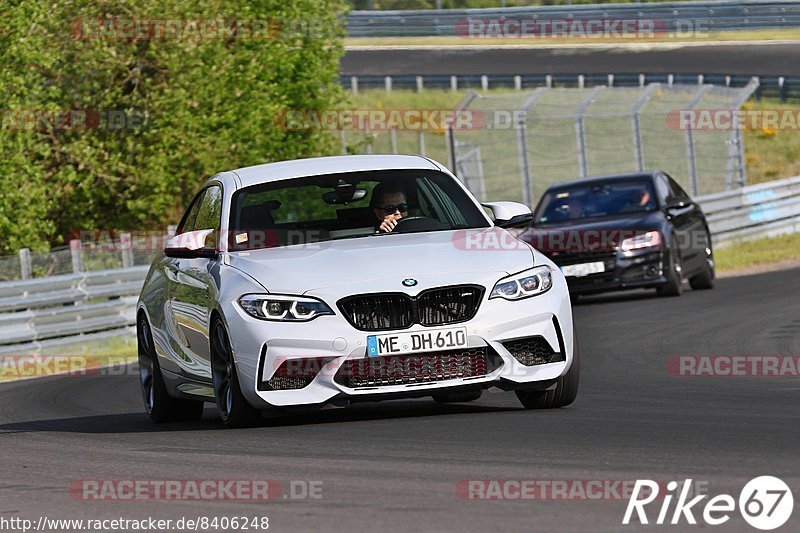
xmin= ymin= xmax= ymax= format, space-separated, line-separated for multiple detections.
xmin=665 ymin=199 xmax=693 ymax=213
xmin=482 ymin=201 xmax=533 ymax=229
xmin=165 ymin=229 xmax=218 ymax=259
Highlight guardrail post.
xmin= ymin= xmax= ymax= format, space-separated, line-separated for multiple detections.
xmin=120 ymin=232 xmax=134 ymax=269
xmin=578 ymin=75 xmax=584 ymax=89
xmin=339 ymin=130 xmax=347 ymax=155
xmin=667 ymin=74 xmax=674 ymax=87
xmin=390 ymin=128 xmax=398 ymax=153
xmin=514 ymin=75 xmax=521 ymax=90
xmin=450 ymin=75 xmax=458 ymax=92
xmin=69 ymin=239 xmax=83 ymax=273
xmin=607 ymin=74 xmax=614 ymax=87
xmin=639 ymin=74 xmax=645 ymax=87
xmin=418 ymin=131 xmax=426 ymax=156
xmin=481 ymin=75 xmax=488 ymax=91
xmin=779 ymin=77 xmax=786 ymax=103
xmin=416 ymin=76 xmax=424 ymax=92
xmin=384 ymin=76 xmax=392 ymax=93
xmin=350 ymin=76 xmax=358 ymax=94
xmin=19 ymin=248 xmax=32 ymax=280
xmin=545 ymin=75 xmax=552 ymax=88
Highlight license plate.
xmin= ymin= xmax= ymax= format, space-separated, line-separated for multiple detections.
xmin=561 ymin=261 xmax=606 ymax=278
xmin=367 ymin=326 xmax=468 ymax=357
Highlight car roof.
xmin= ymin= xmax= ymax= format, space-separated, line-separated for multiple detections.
xmin=219 ymin=154 xmax=443 ymax=189
xmin=545 ymin=171 xmax=658 ymax=192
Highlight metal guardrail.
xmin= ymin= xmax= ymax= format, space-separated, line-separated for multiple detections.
xmin=0 ymin=266 xmax=149 ymax=350
xmin=346 ymin=0 xmax=800 ymax=37
xmin=697 ymin=175 xmax=800 ymax=247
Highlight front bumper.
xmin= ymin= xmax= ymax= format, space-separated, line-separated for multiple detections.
xmin=223 ymin=273 xmax=575 ymax=409
xmin=553 ymin=249 xmax=668 ymax=295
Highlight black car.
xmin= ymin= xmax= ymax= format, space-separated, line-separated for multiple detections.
xmin=521 ymin=171 xmax=715 ymax=297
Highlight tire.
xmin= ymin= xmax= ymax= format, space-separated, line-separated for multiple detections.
xmin=137 ymin=315 xmax=204 ymax=423
xmin=689 ymin=232 xmax=715 ymax=290
xmin=433 ymin=389 xmax=482 ymax=404
xmin=211 ymin=318 xmax=262 ymax=428
xmin=515 ymin=331 xmax=580 ymax=409
xmin=657 ymin=238 xmax=683 ymax=297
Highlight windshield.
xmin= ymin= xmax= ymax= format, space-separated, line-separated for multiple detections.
xmin=228 ymin=169 xmax=490 ymax=251
xmin=533 ymin=180 xmax=658 ymax=226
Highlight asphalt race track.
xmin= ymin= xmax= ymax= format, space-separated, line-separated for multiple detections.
xmin=1 ymin=268 xmax=798 ymax=531
xmin=342 ymin=42 xmax=800 ymax=76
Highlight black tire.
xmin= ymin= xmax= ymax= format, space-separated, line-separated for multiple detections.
xmin=689 ymin=233 xmax=716 ymax=290
xmin=515 ymin=332 xmax=580 ymax=409
xmin=137 ymin=315 xmax=204 ymax=423
xmin=211 ymin=318 xmax=262 ymax=428
xmin=433 ymin=389 xmax=482 ymax=404
xmin=657 ymin=238 xmax=683 ymax=297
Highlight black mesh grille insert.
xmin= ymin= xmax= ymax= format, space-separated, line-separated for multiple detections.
xmin=338 ymin=285 xmax=484 ymax=332
xmin=417 ymin=286 xmax=483 ymax=326
xmin=502 ymin=336 xmax=564 ymax=366
xmin=334 ymin=348 xmax=490 ymax=388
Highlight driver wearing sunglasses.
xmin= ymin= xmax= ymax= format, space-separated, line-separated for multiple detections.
xmin=370 ymin=183 xmax=408 ymax=233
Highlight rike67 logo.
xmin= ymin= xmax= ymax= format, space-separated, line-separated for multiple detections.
xmin=623 ymin=477 xmax=793 ymax=530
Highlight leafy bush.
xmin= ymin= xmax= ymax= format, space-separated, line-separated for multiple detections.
xmin=0 ymin=0 xmax=346 ymax=254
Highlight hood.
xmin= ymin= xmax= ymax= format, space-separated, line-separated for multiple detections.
xmin=225 ymin=227 xmax=537 ymax=296
xmin=521 ymin=211 xmax=666 ymax=253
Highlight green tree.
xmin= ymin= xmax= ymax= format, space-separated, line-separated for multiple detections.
xmin=0 ymin=0 xmax=346 ymax=254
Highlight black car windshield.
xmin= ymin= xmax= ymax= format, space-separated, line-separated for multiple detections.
xmin=228 ymin=169 xmax=490 ymax=251
xmin=533 ymin=180 xmax=658 ymax=226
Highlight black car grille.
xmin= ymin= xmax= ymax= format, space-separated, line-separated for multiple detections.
xmin=502 ymin=336 xmax=565 ymax=366
xmin=334 ymin=348 xmax=490 ymax=388
xmin=338 ymin=285 xmax=484 ymax=332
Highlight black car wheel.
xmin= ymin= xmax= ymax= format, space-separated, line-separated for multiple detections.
xmin=211 ymin=318 xmax=262 ymax=428
xmin=657 ymin=238 xmax=683 ymax=297
xmin=516 ymin=332 xmax=579 ymax=409
xmin=689 ymin=233 xmax=716 ymax=290
xmin=137 ymin=314 xmax=204 ymax=423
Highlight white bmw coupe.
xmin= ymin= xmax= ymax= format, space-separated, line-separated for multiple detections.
xmin=137 ymin=155 xmax=578 ymax=426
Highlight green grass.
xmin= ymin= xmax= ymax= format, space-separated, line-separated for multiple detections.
xmin=715 ymin=233 xmax=800 ymax=272
xmin=1 ymin=334 xmax=137 ymax=381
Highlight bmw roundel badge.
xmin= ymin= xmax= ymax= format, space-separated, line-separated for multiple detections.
xmin=402 ymin=278 xmax=418 ymax=287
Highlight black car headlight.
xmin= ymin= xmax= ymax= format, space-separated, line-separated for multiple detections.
xmin=238 ymin=294 xmax=334 ymax=322
xmin=489 ymin=266 xmax=553 ymax=300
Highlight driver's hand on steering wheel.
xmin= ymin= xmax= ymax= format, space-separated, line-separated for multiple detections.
xmin=378 ymin=213 xmax=403 ymax=233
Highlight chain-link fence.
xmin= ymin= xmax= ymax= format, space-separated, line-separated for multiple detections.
xmin=448 ymin=80 xmax=759 ymax=205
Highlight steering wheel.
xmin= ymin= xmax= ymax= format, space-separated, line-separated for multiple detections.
xmin=392 ymin=216 xmax=447 ymax=233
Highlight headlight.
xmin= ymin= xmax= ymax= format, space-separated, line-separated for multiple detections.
xmin=489 ymin=266 xmax=553 ymax=300
xmin=620 ymin=231 xmax=662 ymax=252
xmin=238 ymin=294 xmax=334 ymax=322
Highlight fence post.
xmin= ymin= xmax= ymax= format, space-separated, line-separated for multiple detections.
xmin=684 ymin=85 xmax=712 ymax=196
xmin=69 ymin=239 xmax=83 ymax=273
xmin=515 ymin=87 xmax=548 ymax=206
xmin=728 ymin=77 xmax=760 ymax=188
xmin=120 ymin=232 xmax=134 ymax=269
xmin=574 ymin=86 xmax=605 ymax=179
xmin=19 ymin=248 xmax=32 ymax=280
xmin=630 ymin=83 xmax=659 ymax=172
